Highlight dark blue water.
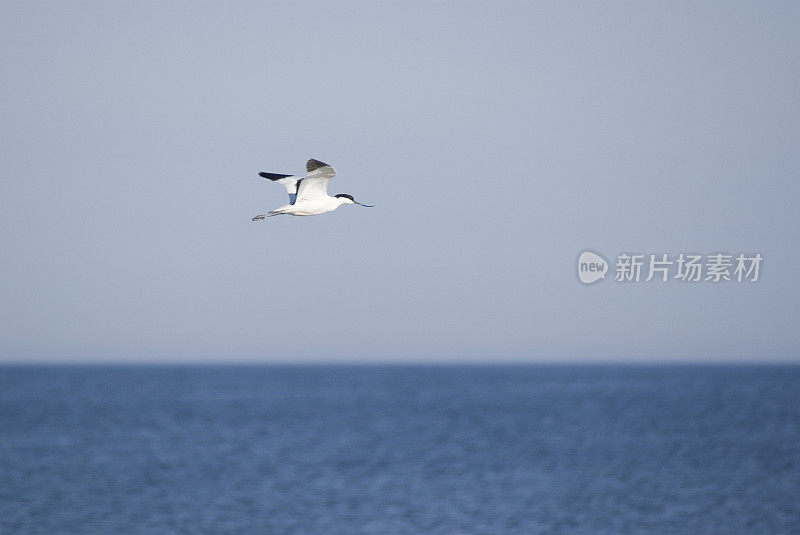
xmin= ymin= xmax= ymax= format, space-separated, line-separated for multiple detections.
xmin=1 ymin=365 xmax=798 ymax=534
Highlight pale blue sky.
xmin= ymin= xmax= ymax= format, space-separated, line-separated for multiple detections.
xmin=1 ymin=2 xmax=798 ymax=362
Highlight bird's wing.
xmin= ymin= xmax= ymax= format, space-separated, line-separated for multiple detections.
xmin=259 ymin=172 xmax=302 ymax=204
xmin=295 ymin=159 xmax=336 ymax=203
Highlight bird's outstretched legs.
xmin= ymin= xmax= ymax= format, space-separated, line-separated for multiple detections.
xmin=252 ymin=214 xmax=266 ymax=221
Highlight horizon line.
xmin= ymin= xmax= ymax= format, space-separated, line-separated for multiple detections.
xmin=1 ymin=359 xmax=799 ymax=367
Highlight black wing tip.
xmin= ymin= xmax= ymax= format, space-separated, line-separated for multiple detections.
xmin=259 ymin=172 xmax=293 ymax=181
xmin=306 ymin=159 xmax=330 ymax=172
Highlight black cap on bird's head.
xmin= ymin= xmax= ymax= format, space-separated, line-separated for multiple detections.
xmin=335 ymin=193 xmax=374 ymax=207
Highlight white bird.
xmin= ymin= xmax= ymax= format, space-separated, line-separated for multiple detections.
xmin=252 ymin=159 xmax=373 ymax=220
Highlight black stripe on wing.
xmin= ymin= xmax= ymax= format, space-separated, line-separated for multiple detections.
xmin=259 ymin=172 xmax=293 ymax=181
xmin=306 ymin=159 xmax=330 ymax=172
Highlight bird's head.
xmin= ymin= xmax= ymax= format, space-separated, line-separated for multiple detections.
xmin=335 ymin=194 xmax=374 ymax=207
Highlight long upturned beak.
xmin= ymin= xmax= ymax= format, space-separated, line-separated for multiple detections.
xmin=356 ymin=202 xmax=375 ymax=207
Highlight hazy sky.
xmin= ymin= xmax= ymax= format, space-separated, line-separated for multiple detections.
xmin=1 ymin=2 xmax=798 ymax=363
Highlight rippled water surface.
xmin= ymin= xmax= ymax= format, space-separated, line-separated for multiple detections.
xmin=1 ymin=365 xmax=799 ymax=534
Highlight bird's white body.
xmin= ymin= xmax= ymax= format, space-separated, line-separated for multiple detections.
xmin=269 ymin=195 xmax=352 ymax=217
xmin=252 ymin=159 xmax=371 ymax=220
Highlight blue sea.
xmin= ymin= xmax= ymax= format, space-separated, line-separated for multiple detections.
xmin=1 ymin=365 xmax=798 ymax=534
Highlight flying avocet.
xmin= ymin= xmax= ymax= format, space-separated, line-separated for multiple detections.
xmin=252 ymin=159 xmax=373 ymax=220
